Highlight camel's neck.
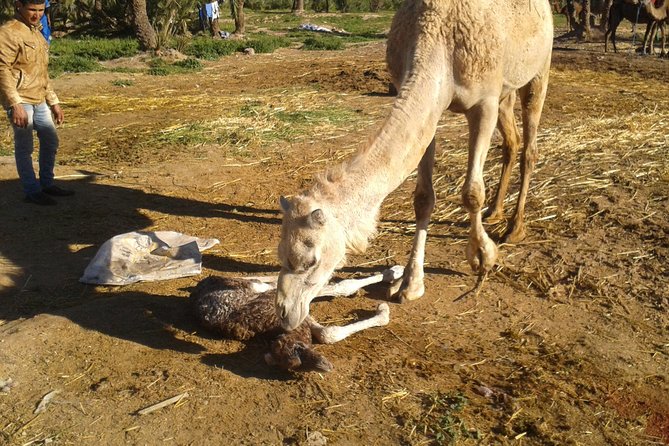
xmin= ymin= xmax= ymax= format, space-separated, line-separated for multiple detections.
xmin=308 ymin=44 xmax=452 ymax=251
xmin=645 ymin=0 xmax=667 ymax=19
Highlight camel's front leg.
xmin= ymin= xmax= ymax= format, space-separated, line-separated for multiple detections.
xmin=308 ymin=303 xmax=390 ymax=344
xmin=389 ymin=138 xmax=436 ymax=303
xmin=463 ymin=99 xmax=499 ymax=276
xmin=503 ymin=66 xmax=550 ymax=244
xmin=317 ymin=265 xmax=404 ymax=297
xmin=484 ymin=92 xmax=521 ymax=224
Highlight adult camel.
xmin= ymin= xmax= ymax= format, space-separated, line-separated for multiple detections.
xmin=605 ymin=0 xmax=669 ymax=53
xmin=275 ymin=0 xmax=553 ymax=331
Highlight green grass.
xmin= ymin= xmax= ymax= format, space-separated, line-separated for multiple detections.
xmin=41 ymin=11 xmax=393 ymax=76
xmin=49 ymin=55 xmax=102 ymax=77
xmin=302 ymin=36 xmax=344 ymax=51
xmin=553 ymin=12 xmax=568 ymax=29
xmin=147 ymin=57 xmax=203 ymax=75
xmin=398 ymin=393 xmax=479 ymax=445
xmin=50 ymin=37 xmax=140 ymax=61
xmin=184 ymin=34 xmax=291 ymax=59
xmin=183 ymin=37 xmax=240 ymax=60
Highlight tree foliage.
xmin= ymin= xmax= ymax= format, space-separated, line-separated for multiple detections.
xmin=0 ymin=0 xmax=401 ymax=49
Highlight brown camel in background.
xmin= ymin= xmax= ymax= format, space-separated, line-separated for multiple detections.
xmin=605 ymin=0 xmax=669 ymax=54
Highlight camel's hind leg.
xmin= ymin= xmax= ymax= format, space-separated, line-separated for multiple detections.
xmin=484 ymin=92 xmax=521 ymax=224
xmin=388 ymin=138 xmax=436 ymax=302
xmin=502 ymin=65 xmax=550 ymax=244
xmin=463 ymin=98 xmax=499 ymax=274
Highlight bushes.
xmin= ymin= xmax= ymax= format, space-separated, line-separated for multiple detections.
xmin=183 ymin=35 xmax=290 ymax=59
xmin=302 ymin=36 xmax=343 ymax=51
xmin=50 ymin=37 xmax=140 ymax=61
xmin=183 ymin=37 xmax=241 ymax=60
xmin=148 ymin=57 xmax=203 ymax=75
xmin=48 ymin=37 xmax=138 ymax=77
xmin=244 ymin=35 xmax=291 ymax=53
xmin=49 ymin=55 xmax=102 ymax=77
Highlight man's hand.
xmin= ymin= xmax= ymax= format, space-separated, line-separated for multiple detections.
xmin=10 ymin=104 xmax=28 ymax=128
xmin=51 ymin=104 xmax=63 ymax=125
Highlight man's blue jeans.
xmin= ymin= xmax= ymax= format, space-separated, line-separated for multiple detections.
xmin=9 ymin=102 xmax=59 ymax=195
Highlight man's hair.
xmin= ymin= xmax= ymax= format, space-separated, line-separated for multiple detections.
xmin=16 ymin=0 xmax=47 ymax=5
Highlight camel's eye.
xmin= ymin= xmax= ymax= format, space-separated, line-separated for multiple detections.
xmin=303 ymin=239 xmax=315 ymax=249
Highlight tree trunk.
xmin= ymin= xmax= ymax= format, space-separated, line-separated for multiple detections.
xmin=230 ymin=0 xmax=245 ymax=35
xmin=581 ymin=0 xmax=592 ymax=40
xmin=292 ymin=0 xmax=304 ymax=15
xmin=131 ymin=0 xmax=157 ymax=50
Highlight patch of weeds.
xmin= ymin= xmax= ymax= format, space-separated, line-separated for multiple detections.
xmin=147 ymin=58 xmax=202 ymax=75
xmin=111 ymin=79 xmax=134 ymax=87
xmin=107 ymin=67 xmax=143 ymax=74
xmin=173 ymin=57 xmax=203 ymax=70
xmin=184 ymin=34 xmax=290 ymax=59
xmin=49 ymin=55 xmax=102 ymax=77
xmin=50 ymin=37 xmax=139 ymax=61
xmin=244 ymin=34 xmax=291 ymax=53
xmin=274 ymin=109 xmax=354 ymax=125
xmin=184 ymin=37 xmax=240 ymax=60
xmin=155 ymin=123 xmax=211 ymax=145
xmin=302 ymin=36 xmax=344 ymax=51
xmin=413 ymin=392 xmax=479 ymax=445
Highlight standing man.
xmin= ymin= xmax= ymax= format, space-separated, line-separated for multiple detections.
xmin=0 ymin=0 xmax=73 ymax=206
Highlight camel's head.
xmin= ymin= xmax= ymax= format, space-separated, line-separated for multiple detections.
xmin=276 ymin=195 xmax=346 ymax=331
xmin=265 ymin=338 xmax=333 ymax=372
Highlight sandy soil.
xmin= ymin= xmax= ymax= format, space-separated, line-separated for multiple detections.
xmin=0 ymin=23 xmax=668 ymax=446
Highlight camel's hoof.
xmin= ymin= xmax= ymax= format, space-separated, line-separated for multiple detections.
xmin=501 ymin=227 xmax=527 ymax=244
xmin=466 ymin=238 xmax=498 ymax=274
xmin=382 ymin=265 xmax=405 ymax=283
xmin=483 ymin=209 xmax=504 ymax=224
xmin=376 ymin=302 xmax=390 ymax=325
xmin=387 ymin=278 xmax=424 ymax=303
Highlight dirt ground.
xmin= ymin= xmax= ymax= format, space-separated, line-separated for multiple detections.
xmin=0 ymin=22 xmax=668 ymax=446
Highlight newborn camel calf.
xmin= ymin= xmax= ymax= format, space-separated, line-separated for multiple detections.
xmin=190 ymin=266 xmax=403 ymax=372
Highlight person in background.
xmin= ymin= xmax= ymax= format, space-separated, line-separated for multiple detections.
xmin=204 ymin=0 xmax=221 ymax=38
xmin=40 ymin=0 xmax=51 ymax=44
xmin=0 ymin=0 xmax=74 ymax=206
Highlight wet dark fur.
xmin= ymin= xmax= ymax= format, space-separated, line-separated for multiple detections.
xmin=190 ymin=276 xmax=332 ymax=371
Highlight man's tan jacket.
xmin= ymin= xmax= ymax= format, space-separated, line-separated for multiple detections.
xmin=0 ymin=17 xmax=59 ymax=110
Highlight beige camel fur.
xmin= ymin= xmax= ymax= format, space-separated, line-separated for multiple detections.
xmin=275 ymin=0 xmax=553 ymax=331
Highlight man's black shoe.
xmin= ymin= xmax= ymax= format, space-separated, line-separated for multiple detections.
xmin=43 ymin=185 xmax=75 ymax=196
xmin=25 ymin=192 xmax=57 ymax=205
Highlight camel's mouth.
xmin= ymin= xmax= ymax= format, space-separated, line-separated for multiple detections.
xmin=276 ymin=297 xmax=309 ymax=331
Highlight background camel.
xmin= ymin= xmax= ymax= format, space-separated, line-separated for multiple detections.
xmin=190 ymin=266 xmax=403 ymax=371
xmin=274 ymin=0 xmax=553 ymax=331
xmin=645 ymin=19 xmax=667 ymax=55
xmin=605 ymin=0 xmax=669 ymax=54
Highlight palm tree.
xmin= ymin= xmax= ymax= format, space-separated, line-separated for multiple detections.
xmin=230 ymin=0 xmax=245 ymax=35
xmin=131 ymin=0 xmax=157 ymax=50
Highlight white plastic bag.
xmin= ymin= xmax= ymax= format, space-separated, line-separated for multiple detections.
xmin=80 ymin=231 xmax=220 ymax=285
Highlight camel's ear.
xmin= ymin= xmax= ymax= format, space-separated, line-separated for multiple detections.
xmin=308 ymin=209 xmax=326 ymax=227
xmin=279 ymin=196 xmax=291 ymax=213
